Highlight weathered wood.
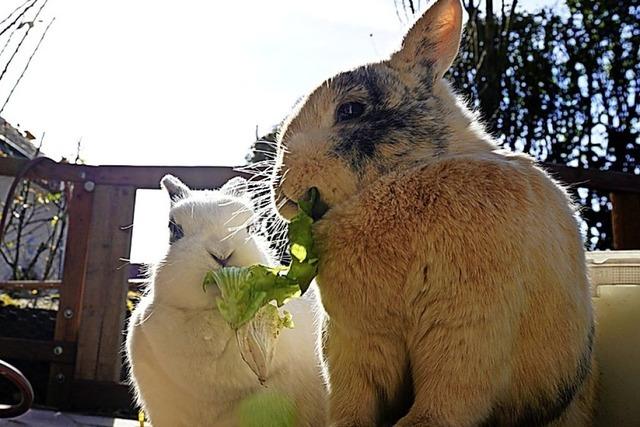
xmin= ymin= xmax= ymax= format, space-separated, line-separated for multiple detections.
xmin=46 ymin=183 xmax=94 ymax=406
xmin=52 ymin=185 xmax=94 ymax=342
xmin=47 ymin=363 xmax=76 ymax=409
xmin=611 ymin=192 xmax=640 ymax=250
xmin=0 ymin=156 xmax=247 ymax=189
xmin=74 ymin=185 xmax=136 ymax=382
xmin=0 ymin=280 xmax=61 ymax=290
xmin=89 ymin=165 xmax=248 ymax=190
xmin=0 ymin=337 xmax=76 ymax=364
xmin=543 ymin=163 xmax=640 ymax=193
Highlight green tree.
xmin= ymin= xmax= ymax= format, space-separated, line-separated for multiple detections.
xmin=444 ymin=0 xmax=639 ymax=248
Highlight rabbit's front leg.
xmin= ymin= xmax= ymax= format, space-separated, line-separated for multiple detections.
xmin=324 ymin=320 xmax=378 ymax=426
xmin=324 ymin=318 xmax=407 ymax=427
xmin=394 ymin=279 xmax=514 ymax=427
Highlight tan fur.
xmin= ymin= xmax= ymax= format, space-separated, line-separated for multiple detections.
xmin=315 ymin=154 xmax=595 ymax=426
xmin=272 ymin=0 xmax=596 ymax=425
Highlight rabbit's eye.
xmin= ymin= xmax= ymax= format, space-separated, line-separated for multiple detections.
xmin=168 ymin=221 xmax=184 ymax=243
xmin=336 ymin=102 xmax=365 ymax=123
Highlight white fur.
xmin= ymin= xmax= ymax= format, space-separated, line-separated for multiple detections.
xmin=125 ymin=179 xmax=327 ymax=426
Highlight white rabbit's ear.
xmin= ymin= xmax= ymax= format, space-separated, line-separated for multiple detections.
xmin=220 ymin=176 xmax=249 ymax=198
xmin=161 ymin=174 xmax=191 ymax=204
xmin=389 ymin=0 xmax=463 ymax=82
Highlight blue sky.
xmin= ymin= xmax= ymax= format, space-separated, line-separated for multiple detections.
xmin=0 ymin=0 xmax=562 ymax=262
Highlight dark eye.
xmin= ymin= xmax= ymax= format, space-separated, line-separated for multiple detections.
xmin=336 ymin=102 xmax=365 ymax=123
xmin=168 ymin=221 xmax=184 ymax=243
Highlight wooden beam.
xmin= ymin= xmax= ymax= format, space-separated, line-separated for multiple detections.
xmin=74 ymin=185 xmax=136 ymax=382
xmin=46 ymin=183 xmax=95 ymax=407
xmin=0 ymin=157 xmax=248 ymax=189
xmin=543 ymin=163 xmax=640 ymax=194
xmin=89 ymin=165 xmax=249 ymax=190
xmin=0 ymin=337 xmax=76 ymax=364
xmin=0 ymin=280 xmax=61 ymax=290
xmin=611 ymin=192 xmax=640 ymax=250
xmin=52 ymin=185 xmax=94 ymax=342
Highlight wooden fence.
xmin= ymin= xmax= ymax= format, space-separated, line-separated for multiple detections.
xmin=0 ymin=156 xmax=638 ymax=414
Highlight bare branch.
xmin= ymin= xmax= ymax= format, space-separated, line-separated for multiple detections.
xmin=0 ymin=14 xmax=54 ymax=113
xmin=42 ymin=215 xmax=66 ymax=280
xmin=0 ymin=0 xmax=37 ymax=39
xmin=0 ymin=0 xmax=49 ymax=84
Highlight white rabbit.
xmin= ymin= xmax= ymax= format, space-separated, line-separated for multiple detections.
xmin=125 ymin=175 xmax=327 ymax=427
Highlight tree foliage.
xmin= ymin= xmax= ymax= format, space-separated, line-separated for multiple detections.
xmin=0 ymin=176 xmax=67 ymax=281
xmin=446 ymin=0 xmax=639 ymax=249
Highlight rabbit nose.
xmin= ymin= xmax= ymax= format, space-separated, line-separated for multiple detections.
xmin=209 ymin=251 xmax=233 ymax=267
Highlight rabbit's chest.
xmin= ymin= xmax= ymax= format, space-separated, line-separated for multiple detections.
xmin=314 ymin=205 xmax=418 ymax=328
xmin=142 ymin=304 xmax=234 ymax=363
xmin=139 ymin=304 xmax=262 ymax=394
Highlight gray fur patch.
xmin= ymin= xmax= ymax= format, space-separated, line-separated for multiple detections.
xmin=328 ymin=65 xmax=449 ymax=173
xmin=481 ymin=323 xmax=595 ymax=427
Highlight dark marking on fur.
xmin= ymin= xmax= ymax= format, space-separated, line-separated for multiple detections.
xmin=414 ymin=59 xmax=436 ymax=97
xmin=333 ymin=66 xmax=386 ymax=106
xmin=481 ymin=323 xmax=595 ymax=427
xmin=329 ymin=66 xmax=450 ymax=172
xmin=168 ymin=217 xmax=184 ymax=244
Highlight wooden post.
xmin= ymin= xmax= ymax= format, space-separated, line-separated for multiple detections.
xmin=74 ymin=185 xmax=136 ymax=383
xmin=46 ymin=183 xmax=95 ymax=407
xmin=611 ymin=192 xmax=640 ymax=250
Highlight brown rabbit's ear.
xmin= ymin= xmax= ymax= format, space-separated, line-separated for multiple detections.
xmin=389 ymin=0 xmax=463 ymax=82
xmin=161 ymin=174 xmax=191 ymax=204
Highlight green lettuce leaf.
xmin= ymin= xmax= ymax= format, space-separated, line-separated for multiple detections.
xmin=203 ymin=189 xmax=322 ymax=330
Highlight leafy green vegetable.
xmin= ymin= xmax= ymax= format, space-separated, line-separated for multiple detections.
xmin=204 ymin=267 xmax=266 ymax=330
xmin=237 ymin=391 xmax=296 ymax=427
xmin=236 ymin=304 xmax=294 ymax=383
xmin=203 ymin=188 xmax=321 ymax=330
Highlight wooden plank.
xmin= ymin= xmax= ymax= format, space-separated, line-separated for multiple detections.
xmin=89 ymin=164 xmax=249 ymax=190
xmin=46 ymin=183 xmax=95 ymax=406
xmin=543 ymin=163 xmax=640 ymax=193
xmin=611 ymin=192 xmax=640 ymax=250
xmin=47 ymin=363 xmax=76 ymax=410
xmin=0 ymin=157 xmax=247 ymax=189
xmin=0 ymin=337 xmax=76 ymax=364
xmin=52 ymin=185 xmax=94 ymax=341
xmin=0 ymin=280 xmax=61 ymax=290
xmin=74 ymin=185 xmax=136 ymax=382
xmin=0 ymin=157 xmax=87 ymax=183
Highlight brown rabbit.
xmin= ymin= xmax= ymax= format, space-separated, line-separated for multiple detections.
xmin=270 ymin=0 xmax=597 ymax=425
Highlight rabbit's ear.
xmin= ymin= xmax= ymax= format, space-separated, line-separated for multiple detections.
xmin=220 ymin=177 xmax=249 ymax=198
xmin=389 ymin=0 xmax=463 ymax=82
xmin=161 ymin=175 xmax=191 ymax=203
